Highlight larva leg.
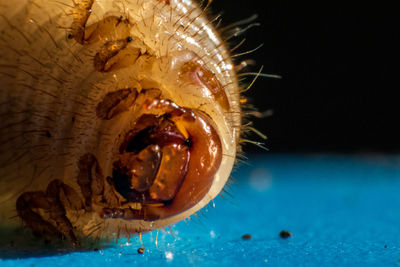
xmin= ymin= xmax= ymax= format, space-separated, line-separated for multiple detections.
xmin=77 ymin=153 xmax=120 ymax=209
xmin=70 ymin=0 xmax=95 ymax=44
xmin=77 ymin=153 xmax=105 ymax=209
xmin=16 ymin=180 xmax=81 ymax=244
xmin=95 ymin=88 xmax=139 ymax=120
xmin=16 ymin=192 xmax=60 ymax=239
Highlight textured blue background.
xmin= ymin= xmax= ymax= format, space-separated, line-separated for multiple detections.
xmin=1 ymin=154 xmax=400 ymax=266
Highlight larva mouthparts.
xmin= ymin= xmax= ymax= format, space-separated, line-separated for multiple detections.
xmin=0 ymin=0 xmax=244 ymax=246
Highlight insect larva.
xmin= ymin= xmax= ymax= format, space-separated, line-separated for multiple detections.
xmin=0 ymin=0 xmax=243 ymax=245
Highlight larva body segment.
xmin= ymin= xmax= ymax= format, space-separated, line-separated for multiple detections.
xmin=0 ymin=0 xmax=241 ymax=243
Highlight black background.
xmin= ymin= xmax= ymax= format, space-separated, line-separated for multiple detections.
xmin=209 ymin=1 xmax=398 ymax=153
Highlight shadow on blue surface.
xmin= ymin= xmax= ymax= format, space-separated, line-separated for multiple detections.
xmin=1 ymin=154 xmax=400 ymax=266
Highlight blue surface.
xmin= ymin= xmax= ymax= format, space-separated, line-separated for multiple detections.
xmin=1 ymin=154 xmax=400 ymax=266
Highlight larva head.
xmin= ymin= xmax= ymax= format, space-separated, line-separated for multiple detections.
xmin=107 ymin=99 xmax=223 ymax=219
xmin=92 ymin=50 xmax=238 ymax=232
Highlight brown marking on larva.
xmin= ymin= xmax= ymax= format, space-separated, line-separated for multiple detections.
xmin=93 ymin=37 xmax=132 ymax=72
xmin=158 ymin=0 xmax=171 ymax=4
xmin=77 ymin=153 xmax=104 ymax=209
xmin=180 ymin=61 xmax=230 ymax=110
xmin=70 ymin=0 xmax=95 ymax=44
xmin=96 ymin=88 xmax=138 ymax=119
xmin=16 ymin=179 xmax=81 ymax=244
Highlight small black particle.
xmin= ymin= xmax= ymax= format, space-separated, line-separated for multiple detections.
xmin=126 ymin=36 xmax=133 ymax=42
xmin=279 ymin=230 xmax=292 ymax=239
xmin=67 ymin=33 xmax=73 ymax=39
xmin=72 ymin=116 xmax=75 ymax=122
xmin=94 ymin=248 xmax=99 ymax=251
xmin=384 ymin=245 xmax=388 ymax=248
xmin=137 ymin=247 xmax=145 ymax=254
xmin=163 ymin=199 xmax=173 ymax=206
xmin=242 ymin=234 xmax=252 ymax=240
xmin=184 ymin=137 xmax=192 ymax=147
xmin=45 ymin=131 xmax=51 ymax=138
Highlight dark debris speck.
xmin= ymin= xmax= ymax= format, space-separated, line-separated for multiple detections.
xmin=137 ymin=247 xmax=145 ymax=254
xmin=242 ymin=234 xmax=252 ymax=240
xmin=279 ymin=230 xmax=292 ymax=239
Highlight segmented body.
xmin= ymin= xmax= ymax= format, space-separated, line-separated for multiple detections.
xmin=0 ymin=0 xmax=240 ymax=244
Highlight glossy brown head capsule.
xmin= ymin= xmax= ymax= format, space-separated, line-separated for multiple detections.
xmin=110 ymin=99 xmax=222 ymax=220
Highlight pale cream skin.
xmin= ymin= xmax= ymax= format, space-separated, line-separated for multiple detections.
xmin=0 ymin=0 xmax=241 ymax=243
